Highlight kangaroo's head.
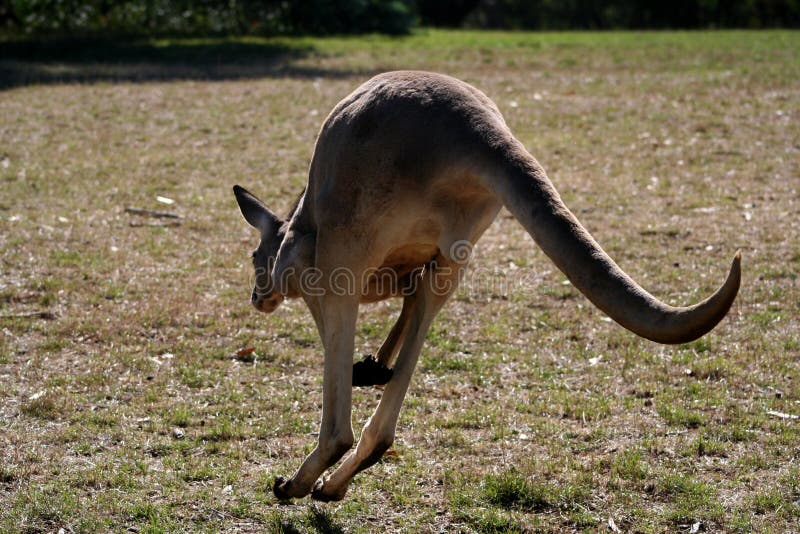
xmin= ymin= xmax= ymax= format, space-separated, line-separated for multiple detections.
xmin=233 ymin=185 xmax=286 ymax=313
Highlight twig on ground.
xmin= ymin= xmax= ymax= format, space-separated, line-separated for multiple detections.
xmin=128 ymin=220 xmax=182 ymax=228
xmin=0 ymin=310 xmax=58 ymax=320
xmin=766 ymin=410 xmax=799 ymax=420
xmin=124 ymin=207 xmax=182 ymax=219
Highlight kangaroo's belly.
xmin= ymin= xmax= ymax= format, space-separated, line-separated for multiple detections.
xmin=359 ymin=243 xmax=438 ymax=303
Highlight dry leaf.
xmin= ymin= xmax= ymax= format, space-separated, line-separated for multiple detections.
xmin=234 ymin=346 xmax=258 ymax=362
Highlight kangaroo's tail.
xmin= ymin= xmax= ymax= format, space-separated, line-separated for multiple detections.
xmin=481 ymin=139 xmax=740 ymax=344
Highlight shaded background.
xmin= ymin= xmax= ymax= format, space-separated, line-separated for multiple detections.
xmin=1 ymin=0 xmax=799 ymax=38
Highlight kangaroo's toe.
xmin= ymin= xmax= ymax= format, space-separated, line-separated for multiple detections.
xmin=311 ymin=479 xmax=347 ymax=502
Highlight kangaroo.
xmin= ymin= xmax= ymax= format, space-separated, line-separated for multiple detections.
xmin=233 ymin=71 xmax=741 ymax=502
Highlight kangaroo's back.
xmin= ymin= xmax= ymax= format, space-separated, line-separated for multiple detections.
xmin=311 ymin=71 xmax=512 ymax=188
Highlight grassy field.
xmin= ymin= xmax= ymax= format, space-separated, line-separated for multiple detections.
xmin=1 ymin=29 xmax=799 ymax=532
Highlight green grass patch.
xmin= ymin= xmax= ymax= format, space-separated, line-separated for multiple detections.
xmin=613 ymin=448 xmax=650 ymax=481
xmin=20 ymin=392 xmax=72 ymax=420
xmin=658 ymin=404 xmax=706 ymax=428
xmin=482 ymin=469 xmax=591 ymax=514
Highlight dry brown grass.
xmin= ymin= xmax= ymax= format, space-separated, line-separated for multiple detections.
xmin=1 ymin=30 xmax=798 ymax=532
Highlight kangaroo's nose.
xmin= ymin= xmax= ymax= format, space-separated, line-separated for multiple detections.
xmin=251 ymin=290 xmax=259 ymax=303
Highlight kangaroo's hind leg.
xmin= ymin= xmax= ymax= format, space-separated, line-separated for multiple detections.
xmin=312 ymin=257 xmax=463 ymax=501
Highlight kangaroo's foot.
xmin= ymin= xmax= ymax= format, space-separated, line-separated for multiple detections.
xmin=272 ymin=476 xmax=313 ymax=500
xmin=352 ymin=354 xmax=393 ymax=387
xmin=273 ymin=476 xmax=291 ymax=500
xmin=311 ymin=478 xmax=349 ymax=502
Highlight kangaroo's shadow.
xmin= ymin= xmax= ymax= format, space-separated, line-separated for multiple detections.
xmin=272 ymin=505 xmax=345 ymax=534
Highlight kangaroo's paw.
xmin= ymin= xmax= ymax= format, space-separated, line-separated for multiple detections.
xmin=352 ymin=354 xmax=393 ymax=387
xmin=311 ymin=478 xmax=348 ymax=502
xmin=273 ymin=476 xmax=292 ymax=500
xmin=273 ymin=476 xmax=311 ymax=501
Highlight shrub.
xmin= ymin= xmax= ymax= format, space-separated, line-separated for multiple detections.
xmin=4 ymin=0 xmax=417 ymax=38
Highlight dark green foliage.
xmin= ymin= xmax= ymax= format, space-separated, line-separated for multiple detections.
xmin=286 ymin=0 xmax=416 ymax=35
xmin=4 ymin=0 xmax=797 ymax=38
xmin=416 ymin=0 xmax=480 ymax=27
xmin=448 ymin=0 xmax=800 ymax=29
xmin=7 ymin=0 xmax=272 ymax=37
xmin=4 ymin=0 xmax=417 ymax=38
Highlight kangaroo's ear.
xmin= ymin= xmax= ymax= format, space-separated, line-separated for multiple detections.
xmin=233 ymin=185 xmax=281 ymax=233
